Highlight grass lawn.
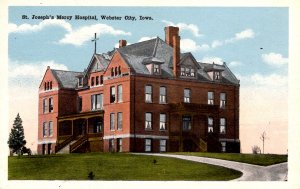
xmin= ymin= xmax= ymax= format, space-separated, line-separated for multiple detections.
xmin=173 ymin=152 xmax=288 ymax=166
xmin=8 ymin=153 xmax=242 ymax=180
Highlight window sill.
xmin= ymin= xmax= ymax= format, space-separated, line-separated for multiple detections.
xmin=159 ymin=102 xmax=167 ymax=104
xmin=145 ymin=101 xmax=153 ymax=103
xmin=145 ymin=129 xmax=153 ymax=131
xmin=159 ymin=129 xmax=167 ymax=132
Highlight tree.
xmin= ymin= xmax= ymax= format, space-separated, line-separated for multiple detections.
xmin=8 ymin=113 xmax=26 ymax=155
xmin=252 ymin=145 xmax=261 ymax=154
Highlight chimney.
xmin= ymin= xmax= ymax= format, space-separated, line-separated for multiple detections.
xmin=165 ymin=26 xmax=180 ymax=77
xmin=119 ymin=40 xmax=127 ymax=48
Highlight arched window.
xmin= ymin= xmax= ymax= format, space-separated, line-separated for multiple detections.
xmin=50 ymin=81 xmax=52 ymax=89
xmin=111 ymin=68 xmax=114 ymax=77
xmin=44 ymin=82 xmax=46 ymax=91
xmin=115 ymin=67 xmax=118 ymax=76
xmin=47 ymin=82 xmax=50 ymax=90
xmin=118 ymin=66 xmax=121 ymax=75
xmin=100 ymin=75 xmax=103 ymax=85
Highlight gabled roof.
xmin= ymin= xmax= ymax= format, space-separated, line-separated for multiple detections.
xmin=51 ymin=70 xmax=83 ymax=89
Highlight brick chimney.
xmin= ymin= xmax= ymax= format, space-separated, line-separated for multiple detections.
xmin=119 ymin=40 xmax=127 ymax=48
xmin=165 ymin=26 xmax=180 ymax=77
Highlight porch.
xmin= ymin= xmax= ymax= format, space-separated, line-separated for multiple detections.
xmin=55 ymin=110 xmax=104 ymax=153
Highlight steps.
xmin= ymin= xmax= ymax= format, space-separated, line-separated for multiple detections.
xmin=56 ymin=140 xmax=77 ymax=154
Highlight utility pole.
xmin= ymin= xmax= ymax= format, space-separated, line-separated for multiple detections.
xmin=260 ymin=131 xmax=267 ymax=154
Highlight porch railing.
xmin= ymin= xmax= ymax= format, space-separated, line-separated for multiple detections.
xmin=55 ymin=135 xmax=75 ymax=153
xmin=70 ymin=134 xmax=88 ymax=153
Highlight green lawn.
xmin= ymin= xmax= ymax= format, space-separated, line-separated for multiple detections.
xmin=173 ymin=152 xmax=288 ymax=166
xmin=8 ymin=153 xmax=242 ymax=180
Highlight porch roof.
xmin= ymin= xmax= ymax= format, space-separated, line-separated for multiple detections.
xmin=57 ymin=110 xmax=104 ymax=122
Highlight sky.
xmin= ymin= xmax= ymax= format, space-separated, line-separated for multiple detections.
xmin=7 ymin=7 xmax=288 ymax=154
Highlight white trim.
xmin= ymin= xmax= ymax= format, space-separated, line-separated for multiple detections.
xmin=39 ymin=87 xmax=59 ymax=94
xmin=219 ymin=138 xmax=240 ymax=142
xmin=103 ymin=134 xmax=169 ymax=140
xmin=38 ymin=139 xmax=56 ymax=144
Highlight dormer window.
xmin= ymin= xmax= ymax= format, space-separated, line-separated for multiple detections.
xmin=180 ymin=67 xmax=196 ymax=77
xmin=91 ymin=77 xmax=95 ymax=86
xmin=78 ymin=77 xmax=83 ymax=87
xmin=191 ymin=69 xmax=195 ymax=77
xmin=154 ymin=64 xmax=160 ymax=73
xmin=180 ymin=67 xmax=185 ymax=76
xmin=215 ymin=72 xmax=221 ymax=80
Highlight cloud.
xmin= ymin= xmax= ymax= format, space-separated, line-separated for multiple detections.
xmin=59 ymin=24 xmax=131 ymax=46
xmin=239 ymin=73 xmax=288 ymax=154
xmin=228 ymin=61 xmax=243 ymax=67
xmin=9 ymin=19 xmax=72 ymax=33
xmin=138 ymin=36 xmax=157 ymax=42
xmin=180 ymin=39 xmax=209 ymax=52
xmin=9 ymin=20 xmax=131 ymax=46
xmin=199 ymin=56 xmax=224 ymax=64
xmin=237 ymin=73 xmax=288 ymax=88
xmin=210 ymin=29 xmax=255 ymax=49
xmin=211 ymin=40 xmax=223 ymax=48
xmin=9 ymin=60 xmax=68 ymax=79
xmin=225 ymin=29 xmax=255 ymax=44
xmin=162 ymin=20 xmax=202 ymax=37
xmin=262 ymin=52 xmax=288 ymax=66
xmin=8 ymin=60 xmax=69 ymax=153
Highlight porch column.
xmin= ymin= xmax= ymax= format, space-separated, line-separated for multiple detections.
xmin=71 ymin=120 xmax=74 ymax=136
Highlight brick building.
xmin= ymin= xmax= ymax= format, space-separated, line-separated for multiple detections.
xmin=37 ymin=26 xmax=240 ymax=155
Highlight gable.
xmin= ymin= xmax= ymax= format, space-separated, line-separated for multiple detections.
xmin=104 ymin=51 xmax=131 ymax=78
xmin=180 ymin=53 xmax=200 ymax=69
xmin=38 ymin=67 xmax=60 ymax=91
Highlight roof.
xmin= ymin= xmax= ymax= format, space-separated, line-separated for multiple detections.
xmin=51 ymin=70 xmax=83 ymax=89
xmin=115 ymin=37 xmax=239 ymax=85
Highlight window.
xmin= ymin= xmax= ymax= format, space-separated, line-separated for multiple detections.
xmin=185 ymin=68 xmax=190 ymax=76
xmin=111 ymin=68 xmax=114 ymax=77
xmin=145 ymin=139 xmax=152 ymax=152
xmin=49 ymin=98 xmax=53 ymax=113
xmin=50 ymin=81 xmax=52 ymax=90
xmin=160 ymin=140 xmax=166 ymax=152
xmin=109 ymin=139 xmax=114 ymax=152
xmin=91 ymin=77 xmax=95 ymax=86
xmin=145 ymin=113 xmax=152 ymax=130
xmin=154 ymin=64 xmax=160 ymax=73
xmin=159 ymin=87 xmax=166 ymax=103
xmin=96 ymin=76 xmax=99 ymax=85
xmin=208 ymin=117 xmax=213 ymax=133
xmin=220 ymin=93 xmax=226 ymax=108
xmin=117 ymin=138 xmax=122 ymax=152
xmin=110 ymin=86 xmax=116 ymax=103
xmin=110 ymin=113 xmax=115 ymax=130
xmin=43 ymin=98 xmax=48 ymax=113
xmin=49 ymin=121 xmax=53 ymax=137
xmin=145 ymin=85 xmax=152 ymax=103
xmin=47 ymin=82 xmax=49 ymax=90
xmin=78 ymin=77 xmax=83 ymax=87
xmin=94 ymin=122 xmax=101 ymax=133
xmin=215 ymin=72 xmax=221 ymax=80
xmin=43 ymin=122 xmax=47 ymax=137
xmin=184 ymin=89 xmax=191 ymax=103
xmin=180 ymin=67 xmax=185 ymax=76
xmin=191 ymin=69 xmax=195 ymax=77
xmin=117 ymin=112 xmax=122 ymax=130
xmin=208 ymin=92 xmax=214 ymax=105
xmin=182 ymin=116 xmax=192 ymax=131
xmin=48 ymin=143 xmax=52 ymax=154
xmin=44 ymin=82 xmax=46 ymax=90
xmin=115 ymin=67 xmax=118 ymax=76
xmin=117 ymin=85 xmax=122 ymax=102
xmin=100 ymin=75 xmax=104 ymax=85
xmin=118 ymin=66 xmax=121 ymax=75
xmin=221 ymin=142 xmax=226 ymax=152
xmin=160 ymin=113 xmax=166 ymax=130
xmin=91 ymin=94 xmax=103 ymax=110
xmin=77 ymin=96 xmax=82 ymax=112
xmin=220 ymin=118 xmax=226 ymax=134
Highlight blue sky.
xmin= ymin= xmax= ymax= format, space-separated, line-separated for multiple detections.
xmin=8 ymin=7 xmax=288 ymax=154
